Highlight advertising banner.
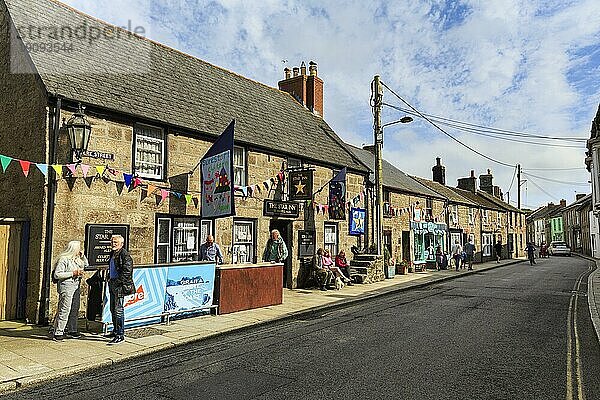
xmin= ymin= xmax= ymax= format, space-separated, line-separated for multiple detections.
xmin=164 ymin=263 xmax=216 ymax=312
xmin=349 ymin=208 xmax=366 ymax=235
xmin=328 ymin=167 xmax=346 ymax=220
xmin=102 ymin=266 xmax=168 ymax=328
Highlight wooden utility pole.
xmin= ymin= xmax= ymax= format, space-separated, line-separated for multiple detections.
xmin=373 ymin=76 xmax=384 ymax=255
xmin=517 ymin=164 xmax=521 ymax=209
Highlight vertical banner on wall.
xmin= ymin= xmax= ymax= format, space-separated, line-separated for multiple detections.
xmin=201 ymin=120 xmax=236 ymax=219
xmin=328 ymin=167 xmax=347 ymax=220
xmin=164 ymin=263 xmax=216 ymax=312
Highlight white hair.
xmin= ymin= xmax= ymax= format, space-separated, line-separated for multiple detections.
xmin=56 ymin=240 xmax=84 ymax=267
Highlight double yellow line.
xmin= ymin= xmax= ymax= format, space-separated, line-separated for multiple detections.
xmin=566 ymin=263 xmax=593 ymax=400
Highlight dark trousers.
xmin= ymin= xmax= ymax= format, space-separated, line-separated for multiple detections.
xmin=108 ymin=280 xmax=125 ymax=336
xmin=453 ymin=255 xmax=461 ymax=270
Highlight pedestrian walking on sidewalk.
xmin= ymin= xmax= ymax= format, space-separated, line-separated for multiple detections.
xmin=451 ymin=240 xmax=462 ymax=271
xmin=494 ymin=240 xmax=503 ymax=263
xmin=525 ymin=242 xmax=536 ymax=265
xmin=262 ymin=229 xmax=289 ymax=263
xmin=51 ymin=240 xmax=88 ymax=341
xmin=464 ymin=238 xmax=476 ymax=270
xmin=106 ymin=235 xmax=135 ymax=345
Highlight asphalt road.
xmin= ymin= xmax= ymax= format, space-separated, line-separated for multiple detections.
xmin=4 ymin=256 xmax=599 ymax=400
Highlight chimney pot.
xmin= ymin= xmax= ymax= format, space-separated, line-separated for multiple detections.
xmin=300 ymin=61 xmax=307 ymax=76
xmin=284 ymin=67 xmax=291 ymax=79
xmin=436 ymin=157 xmax=441 ymax=166
xmin=432 ymin=157 xmax=445 ymax=185
xmin=470 ymin=170 xmax=475 ymax=178
xmin=487 ymin=169 xmax=491 ymax=174
xmin=309 ymin=61 xmax=318 ymax=76
xmin=292 ymin=67 xmax=299 ymax=77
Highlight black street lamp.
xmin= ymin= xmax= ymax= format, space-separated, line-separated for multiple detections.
xmin=65 ymin=103 xmax=92 ymax=161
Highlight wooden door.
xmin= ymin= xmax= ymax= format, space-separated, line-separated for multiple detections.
xmin=0 ymin=224 xmax=21 ymax=320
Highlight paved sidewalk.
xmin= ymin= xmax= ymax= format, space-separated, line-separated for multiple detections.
xmin=0 ymin=257 xmax=559 ymax=393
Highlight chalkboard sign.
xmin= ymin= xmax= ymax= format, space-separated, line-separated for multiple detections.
xmin=85 ymin=224 xmax=129 ymax=266
xmin=298 ymin=230 xmax=316 ymax=258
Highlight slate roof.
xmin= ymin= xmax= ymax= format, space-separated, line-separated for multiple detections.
xmin=563 ymin=194 xmax=592 ymax=211
xmin=411 ymin=177 xmax=477 ymax=206
xmin=527 ymin=204 xmax=559 ymax=221
xmin=446 ymin=187 xmax=505 ymax=211
xmin=3 ymin=0 xmax=368 ymax=173
xmin=346 ymin=145 xmax=444 ymax=199
xmin=477 ymin=190 xmax=525 ymax=214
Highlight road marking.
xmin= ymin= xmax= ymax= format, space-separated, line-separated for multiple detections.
xmin=566 ymin=264 xmax=592 ymax=400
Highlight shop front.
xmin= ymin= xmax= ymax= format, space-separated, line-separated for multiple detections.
xmin=411 ymin=221 xmax=447 ymax=269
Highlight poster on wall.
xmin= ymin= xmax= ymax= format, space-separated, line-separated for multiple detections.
xmin=328 ymin=167 xmax=346 ymax=220
xmin=289 ymin=170 xmax=313 ymax=200
xmin=298 ymin=230 xmax=316 ymax=258
xmin=201 ymin=120 xmax=235 ymax=219
xmin=164 ymin=263 xmax=216 ymax=312
xmin=349 ymin=208 xmax=366 ymax=236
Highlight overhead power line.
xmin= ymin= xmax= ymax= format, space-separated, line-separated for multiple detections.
xmin=521 ymin=171 xmax=590 ymax=187
xmin=380 ymin=82 xmax=515 ymax=168
xmin=525 ymin=174 xmax=561 ymax=202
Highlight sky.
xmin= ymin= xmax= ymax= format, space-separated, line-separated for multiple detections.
xmin=62 ymin=0 xmax=600 ymax=210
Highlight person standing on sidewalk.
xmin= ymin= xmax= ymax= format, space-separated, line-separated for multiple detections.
xmin=464 ymin=238 xmax=476 ymax=270
xmin=494 ymin=240 xmax=503 ymax=263
xmin=262 ymin=229 xmax=288 ymax=263
xmin=525 ymin=242 xmax=536 ymax=265
xmin=451 ymin=240 xmax=462 ymax=271
xmin=51 ymin=240 xmax=88 ymax=341
xmin=106 ymin=235 xmax=135 ymax=345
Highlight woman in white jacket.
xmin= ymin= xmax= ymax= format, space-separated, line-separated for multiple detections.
xmin=52 ymin=241 xmax=88 ymax=341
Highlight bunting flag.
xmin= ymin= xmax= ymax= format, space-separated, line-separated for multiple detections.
xmin=201 ymin=119 xmax=235 ymax=219
xmin=19 ymin=160 xmax=31 ymax=177
xmin=66 ymin=163 xmax=77 ymax=175
xmin=185 ymin=194 xmax=192 ymax=205
xmin=160 ymin=189 xmax=169 ymax=202
xmin=0 ymin=155 xmax=11 ymax=172
xmin=95 ymin=165 xmax=106 ymax=176
xmin=263 ymin=181 xmax=270 ymax=191
xmin=133 ymin=177 xmax=142 ymax=188
xmin=277 ymin=170 xmax=284 ymax=182
xmin=36 ymin=163 xmax=48 ymax=177
xmin=123 ymin=173 xmax=132 ymax=187
xmin=147 ymin=184 xmax=156 ymax=195
xmin=173 ymin=192 xmax=182 ymax=199
xmin=52 ymin=164 xmax=63 ymax=177
xmin=80 ymin=164 xmax=91 ymax=178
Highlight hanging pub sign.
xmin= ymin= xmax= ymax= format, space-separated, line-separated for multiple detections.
xmin=349 ymin=207 xmax=366 ymax=236
xmin=289 ymin=170 xmax=313 ymax=200
xmin=263 ymin=200 xmax=300 ymax=218
xmin=298 ymin=230 xmax=316 ymax=258
xmin=85 ymin=224 xmax=130 ymax=266
xmin=328 ymin=167 xmax=346 ymax=220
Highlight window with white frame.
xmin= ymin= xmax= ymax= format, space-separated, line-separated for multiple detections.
xmin=233 ymin=146 xmax=246 ymax=186
xmin=482 ymin=210 xmax=489 ymax=225
xmin=155 ymin=216 xmax=212 ymax=263
xmin=451 ymin=205 xmax=459 ymax=225
xmin=468 ymin=208 xmax=475 ymax=225
xmin=134 ymin=123 xmax=165 ymax=179
xmin=324 ymin=223 xmax=338 ymax=256
xmin=482 ymin=233 xmax=494 ymax=256
xmin=232 ymin=220 xmax=255 ymax=264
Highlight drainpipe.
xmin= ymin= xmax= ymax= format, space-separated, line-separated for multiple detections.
xmin=39 ymin=97 xmax=61 ymax=325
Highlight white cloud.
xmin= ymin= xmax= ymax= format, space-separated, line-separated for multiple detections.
xmin=62 ymin=0 xmax=600 ymax=208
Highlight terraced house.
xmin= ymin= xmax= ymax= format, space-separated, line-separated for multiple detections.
xmin=0 ymin=0 xmax=371 ymax=323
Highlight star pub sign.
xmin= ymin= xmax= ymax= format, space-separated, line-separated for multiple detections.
xmin=289 ymin=170 xmax=313 ymax=201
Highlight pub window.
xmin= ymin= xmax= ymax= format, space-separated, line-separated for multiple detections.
xmin=468 ymin=208 xmax=475 ymax=225
xmin=324 ymin=223 xmax=338 ymax=256
xmin=482 ymin=233 xmax=494 ymax=256
xmin=233 ymin=146 xmax=246 ymax=186
xmin=383 ymin=190 xmax=391 ymax=203
xmin=482 ymin=210 xmax=489 ymax=225
xmin=134 ymin=123 xmax=165 ymax=180
xmin=287 ymin=157 xmax=302 ymax=169
xmin=426 ymin=198 xmax=433 ymax=218
xmin=233 ymin=219 xmax=256 ymax=264
xmin=155 ymin=216 xmax=213 ymax=263
xmin=451 ymin=205 xmax=459 ymax=224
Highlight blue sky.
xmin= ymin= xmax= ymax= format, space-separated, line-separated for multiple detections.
xmin=62 ymin=0 xmax=600 ymax=209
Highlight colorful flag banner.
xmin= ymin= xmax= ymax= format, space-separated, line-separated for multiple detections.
xmin=66 ymin=163 xmax=77 ymax=175
xmin=328 ymin=167 xmax=346 ymax=220
xmin=160 ymin=189 xmax=169 ymax=202
xmin=96 ymin=165 xmax=106 ymax=176
xmin=52 ymin=164 xmax=63 ymax=177
xmin=36 ymin=163 xmax=48 ymax=177
xmin=147 ymin=184 xmax=156 ymax=195
xmin=0 ymin=155 xmax=11 ymax=172
xmin=185 ymin=194 xmax=192 ymax=205
xmin=80 ymin=164 xmax=91 ymax=178
xmin=201 ymin=120 xmax=235 ymax=219
xmin=19 ymin=160 xmax=31 ymax=177
xmin=123 ymin=173 xmax=132 ymax=187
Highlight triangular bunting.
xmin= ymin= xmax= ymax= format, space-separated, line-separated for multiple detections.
xmin=66 ymin=163 xmax=77 ymax=175
xmin=51 ymin=164 xmax=63 ymax=178
xmin=173 ymin=192 xmax=183 ymax=199
xmin=185 ymin=194 xmax=192 ymax=205
xmin=147 ymin=184 xmax=156 ymax=195
xmin=0 ymin=155 xmax=12 ymax=172
xmin=133 ymin=177 xmax=142 ymax=189
xmin=95 ymin=165 xmax=106 ymax=176
xmin=80 ymin=164 xmax=91 ymax=178
xmin=36 ymin=163 xmax=48 ymax=177
xmin=263 ymin=181 xmax=270 ymax=190
xmin=123 ymin=173 xmax=132 ymax=187
xmin=160 ymin=189 xmax=169 ymax=201
xmin=241 ymin=187 xmax=248 ymax=197
xmin=19 ymin=160 xmax=31 ymax=177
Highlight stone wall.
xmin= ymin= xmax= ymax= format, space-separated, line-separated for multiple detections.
xmin=0 ymin=5 xmax=49 ymax=323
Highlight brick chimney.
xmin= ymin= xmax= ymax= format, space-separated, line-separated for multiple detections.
xmin=479 ymin=169 xmax=493 ymax=195
xmin=278 ymin=61 xmax=324 ymax=117
xmin=560 ymin=199 xmax=566 ymax=207
xmin=457 ymin=170 xmax=477 ymax=193
xmin=432 ymin=157 xmax=445 ymax=185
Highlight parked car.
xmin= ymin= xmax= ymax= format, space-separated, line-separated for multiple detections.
xmin=548 ymin=241 xmax=571 ymax=256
